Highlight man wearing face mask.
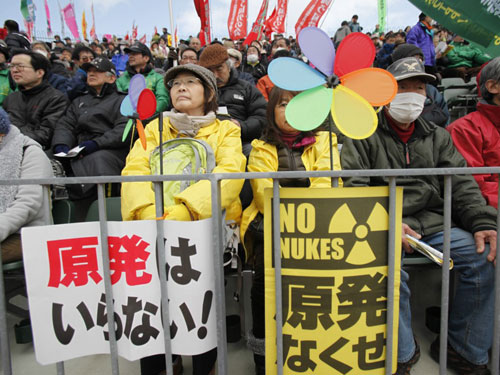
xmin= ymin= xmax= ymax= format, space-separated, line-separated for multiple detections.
xmin=341 ymin=57 xmax=497 ymax=375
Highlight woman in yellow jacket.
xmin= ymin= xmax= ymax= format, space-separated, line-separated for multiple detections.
xmin=121 ymin=64 xmax=246 ymax=375
xmin=241 ymin=86 xmax=342 ymax=375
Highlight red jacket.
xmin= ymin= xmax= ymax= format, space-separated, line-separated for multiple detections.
xmin=447 ymin=101 xmax=500 ymax=208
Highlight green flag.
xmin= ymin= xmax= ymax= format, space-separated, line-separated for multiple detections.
xmin=378 ymin=0 xmax=387 ymax=32
xmin=408 ymin=0 xmax=500 ymax=57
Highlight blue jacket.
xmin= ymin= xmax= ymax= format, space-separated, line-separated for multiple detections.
xmin=375 ymin=43 xmax=396 ymax=69
xmin=406 ymin=22 xmax=435 ymax=67
xmin=65 ymin=68 xmax=88 ymax=101
xmin=47 ymin=72 xmax=69 ymax=95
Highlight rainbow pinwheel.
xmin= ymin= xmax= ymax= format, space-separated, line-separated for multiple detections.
xmin=268 ymin=27 xmax=398 ymax=139
xmin=120 ymin=74 xmax=157 ymax=149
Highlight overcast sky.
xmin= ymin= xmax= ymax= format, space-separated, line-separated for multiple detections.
xmin=3 ymin=0 xmax=421 ymax=41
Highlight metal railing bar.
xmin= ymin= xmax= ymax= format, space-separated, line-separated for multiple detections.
xmin=439 ymin=176 xmax=452 ymax=374
xmin=492 ymin=176 xmax=500 ymax=375
xmin=153 ymin=182 xmax=173 ymax=375
xmin=385 ymin=178 xmax=396 ymax=375
xmin=96 ymin=184 xmax=119 ymax=375
xmin=211 ymin=179 xmax=228 ymax=375
xmin=272 ymin=180 xmax=284 ymax=375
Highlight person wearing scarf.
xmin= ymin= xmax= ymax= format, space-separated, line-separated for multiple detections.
xmin=447 ymin=57 xmax=500 ymax=209
xmin=0 ymin=108 xmax=53 ymax=263
xmin=121 ymin=64 xmax=246 ymax=375
xmin=240 ymin=86 xmax=342 ymax=375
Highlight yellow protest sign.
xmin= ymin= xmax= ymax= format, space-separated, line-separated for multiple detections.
xmin=264 ymin=187 xmax=403 ymax=375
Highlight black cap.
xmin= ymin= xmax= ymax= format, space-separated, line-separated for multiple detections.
xmin=387 ymin=57 xmax=436 ymax=82
xmin=82 ymin=56 xmax=117 ymax=76
xmin=391 ymin=43 xmax=424 ymax=62
xmin=124 ymin=42 xmax=152 ymax=59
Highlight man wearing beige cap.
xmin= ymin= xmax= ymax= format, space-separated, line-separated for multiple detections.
xmin=199 ymin=43 xmax=266 ymax=155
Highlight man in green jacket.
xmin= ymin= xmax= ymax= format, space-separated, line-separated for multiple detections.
xmin=116 ymin=42 xmax=169 ymax=113
xmin=443 ymin=35 xmax=491 ymax=82
xmin=0 ymin=41 xmax=13 ymax=107
xmin=341 ymin=57 xmax=497 ymax=375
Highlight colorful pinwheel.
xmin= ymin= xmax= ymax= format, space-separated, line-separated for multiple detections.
xmin=268 ymin=27 xmax=398 ymax=139
xmin=120 ymin=74 xmax=157 ymax=149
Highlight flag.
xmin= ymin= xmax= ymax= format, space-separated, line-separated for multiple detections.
xmin=194 ymin=0 xmax=211 ymax=46
xmin=90 ymin=2 xmax=96 ymax=40
xmin=243 ymin=0 xmax=269 ymax=45
xmin=264 ymin=7 xmax=276 ymax=39
xmin=153 ymin=26 xmax=158 ymax=37
xmin=125 ymin=33 xmax=129 ymax=41
xmin=295 ymin=0 xmax=333 ymax=36
xmin=228 ymin=0 xmax=248 ymax=40
xmin=408 ymin=0 xmax=500 ymax=57
xmin=265 ymin=0 xmax=288 ymax=36
xmin=20 ymin=0 xmax=36 ymax=40
xmin=44 ymin=0 xmax=53 ymax=37
xmin=58 ymin=0 xmax=65 ymax=36
xmin=174 ymin=25 xmax=178 ymax=46
xmin=132 ymin=21 xmax=138 ymax=40
xmin=377 ymin=0 xmax=387 ymax=32
xmin=62 ymin=3 xmax=80 ymax=41
xmin=139 ymin=34 xmax=146 ymax=44
xmin=82 ymin=11 xmax=87 ymax=40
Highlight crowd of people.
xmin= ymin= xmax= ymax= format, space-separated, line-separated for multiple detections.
xmin=0 ymin=10 xmax=499 ymax=375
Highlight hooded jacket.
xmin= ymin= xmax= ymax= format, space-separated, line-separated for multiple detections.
xmin=0 ymin=127 xmax=53 ymax=242
xmin=121 ymin=117 xmax=246 ymax=222
xmin=3 ymin=81 xmax=68 ymax=149
xmin=447 ymin=101 xmax=500 ymax=208
xmin=218 ymin=68 xmax=267 ymax=143
xmin=116 ymin=63 xmax=169 ymax=113
xmin=240 ymin=131 xmax=342 ymax=253
xmin=406 ymin=22 xmax=435 ymax=67
xmin=445 ymin=42 xmax=491 ymax=69
xmin=341 ymin=111 xmax=497 ymax=236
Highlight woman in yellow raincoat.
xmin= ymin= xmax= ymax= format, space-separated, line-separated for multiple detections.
xmin=241 ymin=86 xmax=342 ymax=375
xmin=121 ymin=64 xmax=246 ymax=375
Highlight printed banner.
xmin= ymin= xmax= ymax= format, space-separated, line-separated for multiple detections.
xmin=21 ymin=219 xmax=217 ymax=365
xmin=62 ymin=3 xmax=80 ymax=42
xmin=228 ymin=0 xmax=248 ymax=41
xmin=194 ymin=0 xmax=211 ymax=46
xmin=243 ymin=0 xmax=269 ymax=45
xmin=295 ymin=0 xmax=333 ymax=36
xmin=264 ymin=187 xmax=403 ymax=375
xmin=266 ymin=0 xmax=288 ymax=35
xmin=44 ymin=0 xmax=53 ymax=37
xmin=408 ymin=0 xmax=500 ymax=57
xmin=378 ymin=0 xmax=387 ymax=32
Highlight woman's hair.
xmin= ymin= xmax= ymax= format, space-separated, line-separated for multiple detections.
xmin=479 ymin=57 xmax=500 ymax=102
xmin=169 ymin=71 xmax=218 ymax=115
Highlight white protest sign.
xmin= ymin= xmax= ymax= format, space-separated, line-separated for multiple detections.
xmin=21 ymin=218 xmax=217 ymax=365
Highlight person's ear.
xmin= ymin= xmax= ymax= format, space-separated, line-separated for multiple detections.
xmin=485 ymin=79 xmax=500 ymax=95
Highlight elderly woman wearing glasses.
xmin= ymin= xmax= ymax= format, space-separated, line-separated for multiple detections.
xmin=121 ymin=64 xmax=246 ymax=375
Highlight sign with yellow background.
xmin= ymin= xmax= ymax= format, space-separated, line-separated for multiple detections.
xmin=264 ymin=187 xmax=403 ymax=375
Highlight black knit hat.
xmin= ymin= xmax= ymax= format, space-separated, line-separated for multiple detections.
xmin=0 ymin=108 xmax=11 ymax=135
xmin=391 ymin=43 xmax=424 ymax=62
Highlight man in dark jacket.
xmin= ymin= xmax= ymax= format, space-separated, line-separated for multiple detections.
xmin=3 ymin=50 xmax=68 ymax=150
xmin=52 ymin=57 xmax=128 ymax=199
xmin=199 ymin=43 xmax=267 ymax=155
xmin=3 ymin=20 xmax=30 ymax=50
xmin=341 ymin=57 xmax=497 ymax=375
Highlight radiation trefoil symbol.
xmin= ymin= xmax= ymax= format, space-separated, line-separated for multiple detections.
xmin=328 ymin=203 xmax=389 ymax=266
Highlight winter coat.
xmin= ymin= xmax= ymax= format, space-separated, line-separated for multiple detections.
xmin=52 ymin=83 xmax=128 ymax=150
xmin=256 ymin=75 xmax=274 ymax=101
xmin=4 ymin=32 xmax=30 ymax=50
xmin=111 ymin=53 xmax=129 ymax=76
xmin=423 ymin=84 xmax=450 ymax=127
xmin=237 ymin=70 xmax=256 ymax=85
xmin=333 ymin=25 xmax=351 ymax=47
xmin=375 ymin=43 xmax=396 ymax=69
xmin=341 ymin=111 xmax=497 ymax=236
xmin=47 ymin=72 xmax=69 ymax=95
xmin=3 ymin=81 xmax=69 ymax=150
xmin=65 ymin=68 xmax=88 ymax=101
xmin=445 ymin=42 xmax=491 ymax=69
xmin=0 ymin=127 xmax=53 ymax=242
xmin=218 ymin=68 xmax=267 ymax=143
xmin=447 ymin=101 xmax=500 ymax=208
xmin=121 ymin=117 xmax=246 ymax=222
xmin=348 ymin=21 xmax=362 ymax=33
xmin=116 ymin=64 xmax=169 ymax=113
xmin=406 ymin=22 xmax=435 ymax=67
xmin=0 ymin=68 xmax=13 ymax=107
xmin=240 ymin=61 xmax=267 ymax=81
xmin=240 ymin=131 xmax=342 ymax=250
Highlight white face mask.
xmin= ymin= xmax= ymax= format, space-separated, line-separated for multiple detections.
xmin=247 ymin=54 xmax=258 ymax=63
xmin=388 ymin=92 xmax=426 ymax=124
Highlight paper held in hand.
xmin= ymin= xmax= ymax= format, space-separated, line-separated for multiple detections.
xmin=406 ymin=234 xmax=454 ymax=270
xmin=54 ymin=145 xmax=85 ymax=158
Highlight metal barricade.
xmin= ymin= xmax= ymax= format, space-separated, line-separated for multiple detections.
xmin=0 ymin=167 xmax=499 ymax=375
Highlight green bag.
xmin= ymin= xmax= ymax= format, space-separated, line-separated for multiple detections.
xmin=149 ymin=138 xmax=216 ymax=209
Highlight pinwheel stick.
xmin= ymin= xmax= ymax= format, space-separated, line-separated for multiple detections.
xmin=327 ymin=114 xmax=336 ymax=187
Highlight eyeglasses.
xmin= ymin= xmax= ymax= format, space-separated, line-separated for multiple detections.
xmin=8 ymin=63 xmax=34 ymax=72
xmin=167 ymin=77 xmax=202 ymax=89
